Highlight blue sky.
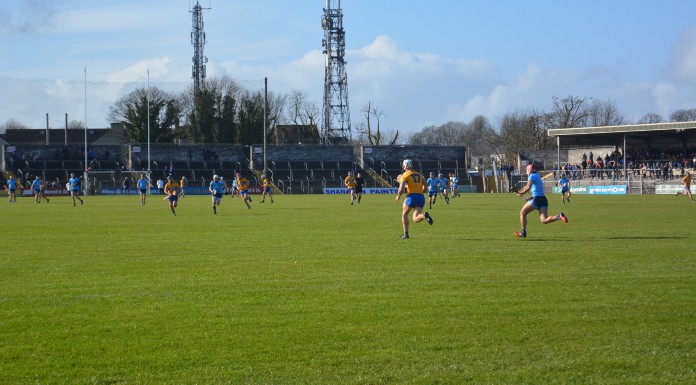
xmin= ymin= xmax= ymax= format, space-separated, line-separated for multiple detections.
xmin=2 ymin=0 xmax=696 ymax=136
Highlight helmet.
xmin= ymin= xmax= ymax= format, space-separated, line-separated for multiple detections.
xmin=525 ymin=164 xmax=536 ymax=174
xmin=213 ymin=174 xmax=219 ymax=180
xmin=438 ymin=173 xmax=443 ymax=177
xmin=402 ymin=159 xmax=413 ymax=169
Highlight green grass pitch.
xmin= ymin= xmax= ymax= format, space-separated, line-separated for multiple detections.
xmin=1 ymin=192 xmax=694 ymax=384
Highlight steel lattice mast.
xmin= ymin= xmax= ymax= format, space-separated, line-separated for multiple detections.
xmin=191 ymin=1 xmax=209 ymax=92
xmin=321 ymin=0 xmax=351 ymax=144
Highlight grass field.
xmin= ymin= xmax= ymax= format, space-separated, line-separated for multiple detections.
xmin=1 ymin=192 xmax=695 ymax=384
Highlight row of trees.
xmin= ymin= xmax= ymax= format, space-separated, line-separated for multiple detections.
xmin=407 ymin=96 xmax=696 ymax=167
xmin=106 ymin=76 xmax=321 ymax=146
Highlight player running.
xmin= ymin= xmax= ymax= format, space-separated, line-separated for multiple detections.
xmin=164 ymin=176 xmax=180 ymax=216
xmin=395 ymin=159 xmax=433 ymax=239
xmin=514 ymin=164 xmax=567 ymax=238
xmin=438 ymin=173 xmax=450 ymax=204
xmin=209 ymin=175 xmax=226 ymax=214
xmin=676 ymin=172 xmax=694 ymax=202
xmin=137 ymin=174 xmax=150 ymax=205
xmin=355 ymin=172 xmax=365 ymax=204
xmin=557 ymin=175 xmax=571 ymax=204
xmin=344 ymin=171 xmax=357 ymax=205
xmin=426 ymin=172 xmax=440 ymax=209
xmin=235 ymin=172 xmax=252 ymax=209
xmin=450 ymin=172 xmax=460 ymax=198
xmin=67 ymin=173 xmax=84 ymax=206
xmin=260 ymin=175 xmax=274 ymax=203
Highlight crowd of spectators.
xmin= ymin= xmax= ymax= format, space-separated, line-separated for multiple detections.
xmin=552 ymin=147 xmax=696 ymax=181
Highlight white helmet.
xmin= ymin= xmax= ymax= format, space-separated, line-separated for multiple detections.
xmin=402 ymin=159 xmax=413 ymax=169
xmin=213 ymin=174 xmax=219 ymax=180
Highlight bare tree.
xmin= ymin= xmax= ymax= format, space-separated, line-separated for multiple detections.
xmin=0 ymin=119 xmax=29 ymax=133
xmin=68 ymin=120 xmax=87 ymax=130
xmin=584 ymin=99 xmax=626 ymax=127
xmin=638 ymin=112 xmax=663 ymax=124
xmin=491 ymin=110 xmax=538 ymax=168
xmin=669 ymin=108 xmax=696 ymax=122
xmin=550 ymin=95 xmax=589 ymax=128
xmin=357 ymin=101 xmax=399 ymax=145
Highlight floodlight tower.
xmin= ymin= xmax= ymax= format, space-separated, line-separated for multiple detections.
xmin=191 ymin=1 xmax=209 ymax=92
xmin=321 ymin=0 xmax=351 ymax=144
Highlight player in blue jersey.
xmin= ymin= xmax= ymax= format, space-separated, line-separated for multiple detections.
xmin=67 ymin=173 xmax=84 ymax=206
xmin=137 ymin=174 xmax=150 ymax=205
xmin=438 ymin=173 xmax=450 ymax=204
xmin=31 ymin=176 xmax=50 ymax=203
xmin=514 ymin=164 xmax=567 ymax=238
xmin=6 ymin=175 xmax=17 ymax=203
xmin=557 ymin=175 xmax=571 ymax=204
xmin=209 ymin=175 xmax=226 ymax=215
xmin=426 ymin=172 xmax=440 ymax=209
xmin=450 ymin=172 xmax=460 ymax=198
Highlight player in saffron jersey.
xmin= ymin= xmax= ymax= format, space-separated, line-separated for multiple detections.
xmin=6 ymin=176 xmax=17 ymax=203
xmin=514 ymin=164 xmax=567 ymax=238
xmin=395 ymin=159 xmax=433 ymax=239
xmin=344 ymin=171 xmax=357 ymax=205
xmin=260 ymin=175 xmax=274 ymax=203
xmin=67 ymin=173 xmax=84 ymax=206
xmin=137 ymin=174 xmax=150 ymax=205
xmin=235 ymin=172 xmax=252 ymax=209
xmin=426 ymin=172 xmax=440 ymax=209
xmin=557 ymin=175 xmax=571 ymax=204
xmin=179 ymin=176 xmax=188 ymax=198
xmin=438 ymin=173 xmax=450 ymax=204
xmin=676 ymin=172 xmax=694 ymax=202
xmin=164 ymin=176 xmax=180 ymax=216
xmin=209 ymin=175 xmax=226 ymax=214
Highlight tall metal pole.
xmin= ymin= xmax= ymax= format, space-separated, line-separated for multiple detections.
xmin=147 ymin=69 xmax=151 ymax=185
xmin=45 ymin=113 xmax=49 ymax=145
xmin=263 ymin=77 xmax=268 ymax=178
xmin=84 ymin=67 xmax=89 ymax=194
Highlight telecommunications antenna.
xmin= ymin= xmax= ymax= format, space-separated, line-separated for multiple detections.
xmin=321 ymin=0 xmax=351 ymax=144
xmin=190 ymin=1 xmax=210 ymax=92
